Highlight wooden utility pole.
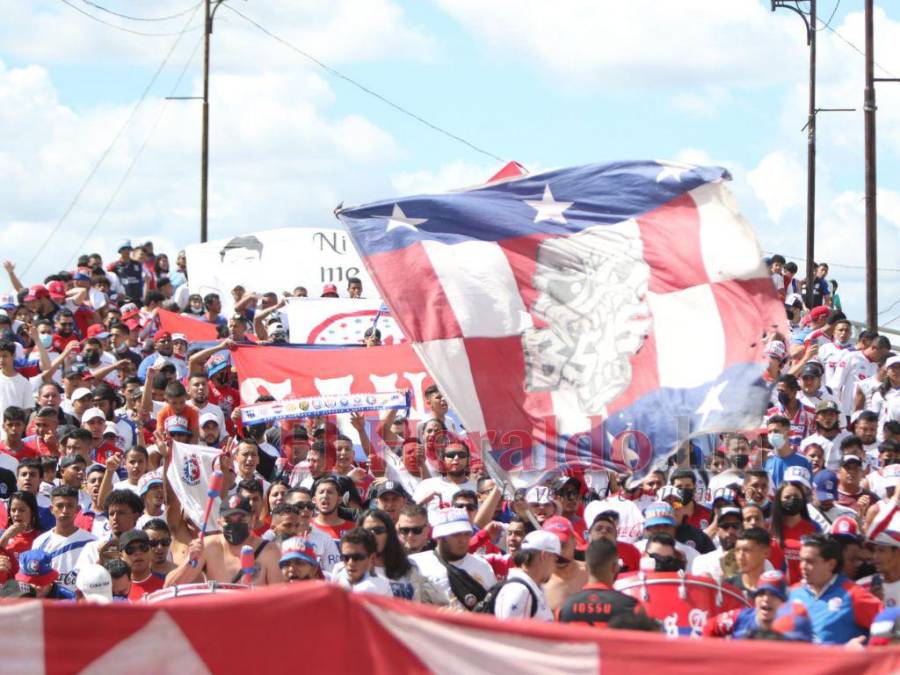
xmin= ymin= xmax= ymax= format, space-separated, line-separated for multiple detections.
xmin=863 ymin=0 xmax=877 ymax=331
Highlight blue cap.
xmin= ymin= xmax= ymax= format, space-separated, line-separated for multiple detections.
xmin=812 ymin=470 xmax=838 ymax=502
xmin=643 ymin=502 xmax=677 ymax=528
xmin=118 ymin=240 xmax=133 ymax=252
xmin=15 ymin=550 xmax=59 ymax=585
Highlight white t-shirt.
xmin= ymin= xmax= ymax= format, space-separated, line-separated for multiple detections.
xmin=634 ymin=537 xmax=699 ymax=573
xmin=113 ymin=479 xmax=141 ymax=495
xmin=383 ymin=451 xmax=422 ymax=497
xmin=31 ymin=528 xmax=97 ymax=590
xmin=413 ymin=476 xmax=477 ymax=520
xmin=493 ymin=568 xmax=553 ymax=621
xmin=303 ymin=526 xmax=341 ymax=573
xmin=835 ymin=352 xmax=880 ymax=416
xmin=331 ymin=569 xmax=393 ymax=596
xmin=692 ymin=548 xmax=774 ymax=582
xmin=800 ymin=430 xmax=852 ymax=472
xmin=410 ymin=550 xmax=496 ymax=605
xmin=188 ymin=401 xmax=227 ymax=440
xmin=0 ymin=371 xmax=33 ymax=429
xmin=583 ymin=496 xmax=645 ymax=543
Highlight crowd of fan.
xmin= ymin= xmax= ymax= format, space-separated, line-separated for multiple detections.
xmin=0 ymin=241 xmax=898 ymax=648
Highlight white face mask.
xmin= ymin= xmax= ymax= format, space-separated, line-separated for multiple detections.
xmin=38 ymin=334 xmax=53 ymax=349
xmin=769 ymin=433 xmax=786 ymax=450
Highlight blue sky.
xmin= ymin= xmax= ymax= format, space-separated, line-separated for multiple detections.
xmin=0 ymin=1 xmax=898 ymax=326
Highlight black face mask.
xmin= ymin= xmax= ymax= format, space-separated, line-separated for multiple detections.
xmin=222 ymin=521 xmax=250 ymax=545
xmin=681 ymin=488 xmax=695 ymax=503
xmin=733 ymin=454 xmax=750 ymax=470
xmin=780 ymin=497 xmax=804 ymax=516
xmin=777 ymin=392 xmax=791 ymax=408
xmin=651 ymin=553 xmax=685 ymax=572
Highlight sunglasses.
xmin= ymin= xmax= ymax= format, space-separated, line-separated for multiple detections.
xmin=453 ymin=503 xmax=477 ymax=512
xmin=124 ymin=543 xmax=150 ymax=555
xmin=398 ymin=526 xmax=425 ymax=536
xmin=718 ymin=522 xmax=741 ymax=530
xmin=294 ymin=502 xmax=315 ymax=511
xmin=149 ymin=538 xmax=172 ymax=548
xmin=366 ymin=526 xmax=387 ymax=535
xmin=443 ymin=451 xmax=469 ymax=460
xmin=340 ymin=553 xmax=368 ymax=563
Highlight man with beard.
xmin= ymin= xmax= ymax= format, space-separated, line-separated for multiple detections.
xmin=279 ymin=537 xmax=321 ymax=582
xmin=396 ymin=504 xmax=432 ymax=556
xmin=853 ymin=411 xmax=881 ymax=463
xmin=413 ymin=442 xmax=477 ymax=519
xmin=800 ymin=401 xmax=853 ymax=472
xmin=186 ymin=373 xmax=226 ymax=442
xmin=166 ymin=496 xmax=282 ymax=586
xmin=703 ymin=570 xmax=788 ymax=638
xmin=310 ymin=476 xmax=354 ymax=548
xmin=692 ymin=506 xmax=743 ymax=581
xmin=137 ymin=331 xmax=187 ymax=382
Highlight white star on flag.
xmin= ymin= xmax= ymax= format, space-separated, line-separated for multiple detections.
xmin=385 ymin=204 xmax=427 ymax=232
xmin=694 ymin=380 xmax=729 ymax=429
xmin=525 ymin=184 xmax=573 ymax=224
xmin=655 ymin=161 xmax=694 ymax=183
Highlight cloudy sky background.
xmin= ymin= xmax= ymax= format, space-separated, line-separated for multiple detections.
xmin=1 ymin=0 xmax=898 ymax=326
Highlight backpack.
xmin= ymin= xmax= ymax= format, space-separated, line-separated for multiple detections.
xmin=473 ymin=578 xmax=538 ymax=618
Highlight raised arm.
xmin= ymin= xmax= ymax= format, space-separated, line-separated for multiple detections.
xmin=3 ymin=261 xmax=24 ymax=293
xmin=188 ymin=339 xmax=233 ymax=374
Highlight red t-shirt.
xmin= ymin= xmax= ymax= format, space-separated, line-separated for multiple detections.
xmin=128 ymin=573 xmax=165 ymax=601
xmin=616 ymin=541 xmax=642 ymax=574
xmin=686 ymin=503 xmax=712 ymax=530
xmin=781 ymin=519 xmax=819 ymax=584
xmin=4 ymin=530 xmax=40 ymax=563
xmin=92 ymin=442 xmax=121 ymax=465
xmin=0 ymin=442 xmax=39 ymax=462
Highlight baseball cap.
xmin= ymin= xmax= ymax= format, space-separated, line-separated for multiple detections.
xmin=0 ymin=293 xmax=17 ymax=310
xmin=81 ymin=407 xmax=106 ymax=424
xmin=812 ymin=470 xmax=838 ymax=502
xmin=15 ymin=550 xmax=59 ymax=586
xmin=643 ymin=502 xmax=677 ymax=528
xmin=24 ymin=284 xmax=50 ymax=303
xmin=85 ymin=463 xmax=106 ymax=478
xmin=199 ymin=412 xmax=220 ymax=428
xmin=71 ymin=387 xmax=93 ymax=402
xmin=830 ymin=515 xmax=861 ymax=542
xmin=808 ymin=305 xmax=830 ymax=321
xmin=520 ymin=530 xmax=562 ymax=558
xmin=800 ymin=363 xmax=823 ymax=378
xmin=138 ymin=471 xmax=163 ymax=496
xmin=118 ymin=240 xmax=133 ymax=252
xmin=542 ymin=516 xmax=574 ymax=544
xmin=103 ymin=421 xmax=118 ymax=437
xmin=220 ymin=495 xmax=252 ymax=518
xmin=206 ymin=352 xmax=230 ymax=376
xmin=431 ymin=507 xmax=473 ymax=539
xmin=886 ymin=355 xmax=900 ymax=370
xmin=374 ymin=480 xmax=410 ymax=501
xmin=782 ymin=465 xmax=812 ymax=489
xmin=85 ymin=324 xmax=110 ymax=340
xmin=164 ymin=415 xmax=190 ymax=435
xmin=840 ymin=454 xmax=863 ymax=468
xmin=765 ymin=340 xmax=786 ymax=361
xmin=75 ymin=564 xmax=113 ymax=604
xmin=785 ymin=293 xmax=804 ymax=307
xmin=718 ymin=506 xmax=742 ymax=521
xmin=772 ymin=601 xmax=813 ymax=642
xmin=815 ymin=400 xmax=840 ymax=414
xmin=525 ymin=486 xmax=553 ymax=505
xmin=119 ymin=529 xmax=150 ymax=551
xmin=279 ymin=537 xmax=320 ymax=567
xmin=153 ymin=330 xmax=172 ymax=342
xmin=59 ymin=454 xmax=87 ymax=469
xmin=869 ymin=607 xmax=900 ymax=646
xmin=656 ymin=485 xmax=684 ymax=504
xmin=172 ymin=333 xmax=188 ymax=344
xmin=321 ymin=284 xmax=338 ymax=297
xmin=751 ymin=570 xmax=787 ymax=602
xmin=47 ymin=280 xmax=67 ymax=301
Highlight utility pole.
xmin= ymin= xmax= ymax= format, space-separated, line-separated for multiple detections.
xmin=771 ymin=1 xmax=816 ymax=307
xmin=201 ymin=0 xmax=210 ymax=244
xmin=863 ymin=0 xmax=877 ymax=331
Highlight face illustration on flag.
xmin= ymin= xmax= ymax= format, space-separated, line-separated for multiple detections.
xmin=337 ymin=161 xmax=787 ymax=478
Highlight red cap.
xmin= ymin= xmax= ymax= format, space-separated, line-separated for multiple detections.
xmin=809 ymin=305 xmax=830 ymax=320
xmin=123 ymin=319 xmax=140 ymax=331
xmin=47 ymin=280 xmax=67 ymax=301
xmin=542 ymin=516 xmax=574 ymax=543
xmin=153 ymin=330 xmax=172 ymax=342
xmin=85 ymin=324 xmax=110 ymax=340
xmin=830 ymin=514 xmax=860 ymax=538
xmin=24 ymin=284 xmax=49 ymax=302
xmin=321 ymin=284 xmax=338 ymax=297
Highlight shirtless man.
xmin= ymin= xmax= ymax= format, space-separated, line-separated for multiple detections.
xmin=165 ymin=495 xmax=282 ymax=586
xmin=541 ymin=516 xmax=588 ymax=611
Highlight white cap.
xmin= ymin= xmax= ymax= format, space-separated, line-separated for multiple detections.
xmin=430 ymin=507 xmax=473 ymax=539
xmin=199 ymin=412 xmax=220 ymax=428
xmin=71 ymin=387 xmax=93 ymax=402
xmin=520 ymin=530 xmax=561 ymax=557
xmin=103 ymin=421 xmax=118 ymax=437
xmin=782 ymin=465 xmax=812 ymax=489
xmin=525 ymin=486 xmax=553 ymax=505
xmin=81 ymin=407 xmax=105 ymax=424
xmin=886 ymin=355 xmax=900 ymax=370
xmin=75 ymin=564 xmax=112 ymax=604
xmin=172 ymin=333 xmax=188 ymax=343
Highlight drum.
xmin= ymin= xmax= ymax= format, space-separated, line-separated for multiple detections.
xmin=614 ymin=571 xmax=748 ymax=638
xmin=144 ymin=581 xmax=249 ymax=604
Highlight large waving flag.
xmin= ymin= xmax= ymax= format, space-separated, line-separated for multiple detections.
xmin=338 ymin=161 xmax=786 ymax=477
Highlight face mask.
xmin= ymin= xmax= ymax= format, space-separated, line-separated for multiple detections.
xmin=780 ymin=497 xmax=804 ymax=516
xmin=746 ymin=497 xmax=770 ymax=510
xmin=222 ymin=521 xmax=250 ymax=545
xmin=681 ymin=488 xmax=695 ymax=503
xmin=114 ymin=341 xmax=128 ymax=354
xmin=769 ymin=433 xmax=786 ymax=450
xmin=734 ymin=454 xmax=750 ymax=470
xmin=776 ymin=392 xmax=791 ymax=408
xmin=650 ymin=553 xmax=684 ymax=573
xmin=38 ymin=334 xmax=53 ymax=349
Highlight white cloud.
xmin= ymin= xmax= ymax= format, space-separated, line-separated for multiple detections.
xmin=433 ymin=0 xmax=803 ymax=89
xmin=746 ymin=151 xmax=805 ymax=223
xmin=391 ymin=159 xmax=507 ymax=194
xmin=671 ymin=87 xmax=732 ymax=117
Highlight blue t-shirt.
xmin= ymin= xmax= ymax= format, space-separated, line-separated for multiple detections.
xmin=765 ymin=452 xmax=812 ymax=488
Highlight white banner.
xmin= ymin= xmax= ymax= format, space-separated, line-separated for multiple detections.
xmin=283 ymin=297 xmax=406 ymax=345
xmin=165 ymin=442 xmax=224 ymax=532
xmin=185 ymin=228 xmax=378 ymax=315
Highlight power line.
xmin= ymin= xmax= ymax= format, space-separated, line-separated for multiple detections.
xmin=222 ymin=3 xmax=506 ymax=163
xmin=80 ymin=0 xmax=202 ymax=23
xmin=66 ymin=36 xmax=205 ymax=267
xmin=816 ymin=0 xmax=841 ymax=32
xmin=22 ymin=3 xmax=203 ymax=278
xmin=58 ymin=0 xmax=199 ymax=37
xmin=879 ymin=297 xmax=900 ymax=317
xmin=818 ymin=16 xmax=898 ymax=77
xmin=762 ymin=251 xmax=900 ymax=273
